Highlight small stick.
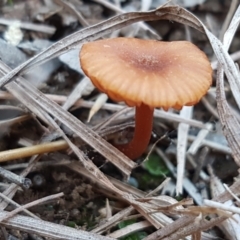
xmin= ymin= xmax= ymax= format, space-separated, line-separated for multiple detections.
xmin=204 ymin=199 xmax=240 ymax=215
xmin=0 ymin=18 xmax=56 ymax=34
xmin=0 ymin=140 xmax=68 ymax=162
xmin=223 ymin=183 xmax=240 ymax=203
xmin=219 ymin=0 xmax=238 ymax=41
xmin=0 ymin=192 xmax=64 ymax=223
xmin=0 ymin=192 xmax=39 ymax=219
xmin=0 ymin=166 xmax=32 ymax=189
xmin=53 ymin=0 xmax=89 ymax=27
xmin=0 ymin=115 xmax=31 ymax=129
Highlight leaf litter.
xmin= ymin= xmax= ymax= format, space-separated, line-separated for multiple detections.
xmin=0 ymin=0 xmax=239 ymax=239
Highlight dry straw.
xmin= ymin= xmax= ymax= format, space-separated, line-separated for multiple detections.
xmin=0 ymin=2 xmax=240 ymax=239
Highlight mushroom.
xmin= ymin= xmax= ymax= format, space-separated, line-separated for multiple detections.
xmin=80 ymin=38 xmax=212 ymax=160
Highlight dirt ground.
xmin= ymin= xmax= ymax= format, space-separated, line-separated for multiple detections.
xmin=0 ymin=0 xmax=240 ymax=240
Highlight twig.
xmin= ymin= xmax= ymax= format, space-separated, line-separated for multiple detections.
xmin=3 ymin=159 xmax=71 ymax=171
xmin=0 ymin=192 xmax=64 ymax=223
xmin=192 ymin=147 xmax=209 ymax=183
xmin=0 ymin=18 xmax=56 ymax=34
xmin=92 ymin=0 xmax=160 ymax=39
xmin=0 ymin=115 xmax=31 ymax=129
xmin=92 ymin=206 xmax=135 ymax=234
xmin=0 ymin=140 xmax=68 ymax=162
xmin=204 ymin=199 xmax=240 ymax=215
xmin=187 ymin=123 xmax=213 ymax=155
xmin=223 ymin=183 xmax=240 ymax=203
xmin=219 ymin=0 xmax=239 ymax=41
xmin=0 ymin=167 xmax=32 ymax=188
xmin=211 ymin=50 xmax=240 ymax=70
xmin=93 ymin=107 xmax=133 ymax=131
xmin=0 ymin=192 xmax=39 ymax=220
xmin=53 ymin=0 xmax=89 ymax=27
xmin=187 ymin=135 xmax=231 ymax=154
xmin=0 ymin=155 xmax=42 ymax=210
xmin=0 ymin=226 xmax=8 ymax=240
xmin=176 ymin=106 xmax=193 ymax=195
xmin=201 ymin=96 xmax=219 ymax=119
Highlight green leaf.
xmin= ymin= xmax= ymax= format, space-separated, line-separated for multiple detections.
xmin=66 ymin=221 xmax=76 ymax=228
xmin=144 ymin=154 xmax=169 ymax=176
xmin=121 ymin=232 xmax=148 ymax=240
xmin=118 ymin=219 xmax=136 ymax=229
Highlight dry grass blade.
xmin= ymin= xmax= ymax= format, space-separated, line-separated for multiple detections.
xmin=204 ymin=5 xmax=240 ymax=167
xmin=0 ymin=210 xmax=114 ymax=240
xmin=53 ymin=0 xmax=89 ymax=27
xmin=187 ymin=123 xmax=213 ymax=155
xmin=1 ymin=2 xmax=240 ymax=239
xmin=176 ymin=106 xmax=193 ymax=195
xmin=0 ymin=18 xmax=56 ymax=34
xmin=0 ymin=192 xmax=64 ymax=222
xmin=93 ymin=0 xmax=159 ymax=38
xmin=204 ymin=200 xmax=240 ymax=215
xmin=224 ymin=183 xmax=240 ymax=203
xmin=213 ymin=7 xmax=240 ymax=109
xmin=187 ymin=135 xmax=231 ymax=154
xmin=192 ymin=231 xmax=201 ymax=240
xmin=160 ymin=216 xmax=226 ymax=240
xmin=219 ymin=0 xmax=239 ymax=41
xmin=0 ymin=115 xmax=31 ymax=130
xmin=88 ymin=93 xmax=108 ymax=122
xmin=91 ymin=206 xmax=135 ymax=234
xmin=212 ymin=177 xmax=240 ymax=203
xmin=154 ymin=109 xmax=206 ymax=129
xmin=208 ymin=167 xmax=240 ymax=239
xmin=62 ymin=77 xmax=94 ymax=111
xmin=0 ymin=192 xmax=39 ymax=220
xmin=143 ymin=215 xmax=194 ymax=240
xmin=1 ymin=79 xmax=57 ymax=130
xmin=0 ymin=140 xmax=68 ymax=163
xmin=216 ymin=87 xmax=240 ymax=166
xmin=0 ymin=155 xmax=42 ymax=211
xmin=0 ymin=167 xmax=31 ymax=188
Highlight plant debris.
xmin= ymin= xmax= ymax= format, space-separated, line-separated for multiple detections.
xmin=0 ymin=0 xmax=239 ymax=239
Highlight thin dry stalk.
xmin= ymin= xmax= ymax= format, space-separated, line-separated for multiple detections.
xmin=53 ymin=0 xmax=89 ymax=27
xmin=0 ymin=210 xmax=114 ymax=240
xmin=0 ymin=155 xmax=42 ymax=210
xmin=0 ymin=167 xmax=31 ymax=188
xmin=0 ymin=2 xmax=239 ymax=239
xmin=0 ymin=192 xmax=64 ymax=223
xmin=0 ymin=140 xmax=68 ymax=162
xmin=0 ymin=192 xmax=39 ymax=220
xmin=0 ymin=18 xmax=56 ymax=34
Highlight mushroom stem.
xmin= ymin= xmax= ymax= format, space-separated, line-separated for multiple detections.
xmin=116 ymin=104 xmax=154 ymax=160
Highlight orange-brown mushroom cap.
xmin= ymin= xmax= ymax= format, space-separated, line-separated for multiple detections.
xmin=80 ymin=38 xmax=212 ymax=110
